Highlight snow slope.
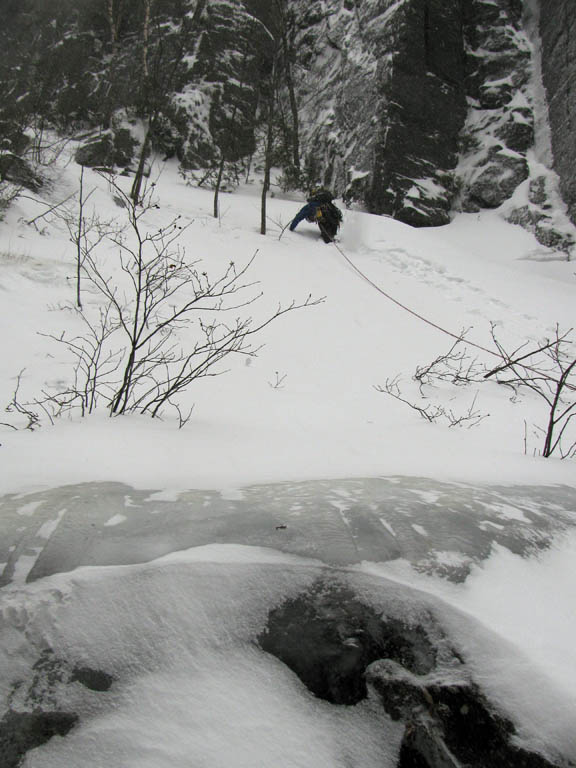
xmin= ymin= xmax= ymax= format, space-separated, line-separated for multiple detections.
xmin=1 ymin=156 xmax=576 ymax=767
xmin=0 ymin=158 xmax=575 ymax=493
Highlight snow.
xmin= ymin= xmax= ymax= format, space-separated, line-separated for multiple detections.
xmin=0 ymin=152 xmax=576 ymax=765
xmin=0 ymin=549 xmax=403 ymax=768
xmin=361 ymin=529 xmax=576 ymax=755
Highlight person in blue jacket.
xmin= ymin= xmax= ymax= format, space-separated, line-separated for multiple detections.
xmin=289 ymin=189 xmax=342 ymax=243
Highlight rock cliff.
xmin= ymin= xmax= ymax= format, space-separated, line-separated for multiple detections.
xmin=539 ymin=0 xmax=576 ymax=225
xmin=292 ymin=0 xmax=468 ymax=226
xmin=0 ymin=0 xmax=575 ymax=244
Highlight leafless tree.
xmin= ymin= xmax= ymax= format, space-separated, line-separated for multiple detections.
xmin=484 ymin=324 xmax=576 ymax=458
xmin=20 ymin=174 xmax=322 ymax=426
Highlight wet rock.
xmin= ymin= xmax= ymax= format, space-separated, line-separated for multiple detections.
xmin=0 ymin=710 xmax=78 ymax=768
xmin=258 ymin=580 xmax=436 ymax=705
xmin=259 ymin=577 xmax=563 ymax=768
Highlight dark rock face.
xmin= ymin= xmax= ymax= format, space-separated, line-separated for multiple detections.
xmin=75 ymin=135 xmax=116 ymax=169
xmin=364 ymin=0 xmax=467 ymax=226
xmin=294 ymin=0 xmax=467 ymax=227
xmin=292 ymin=0 xmax=550 ymax=227
xmin=0 ymin=710 xmax=78 ymax=768
xmin=0 ymin=649 xmax=114 ymax=766
xmin=75 ymin=128 xmax=139 ymax=170
xmin=539 ymin=0 xmax=576 ymax=225
xmin=259 ymin=578 xmax=563 ymax=768
xmin=71 ymin=666 xmax=114 ymax=692
xmin=258 ymin=580 xmax=437 ymax=705
xmin=0 ymin=153 xmax=43 ymax=192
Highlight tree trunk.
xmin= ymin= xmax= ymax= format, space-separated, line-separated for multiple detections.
xmin=76 ymin=166 xmax=85 ymax=309
xmin=261 ymin=116 xmax=274 ymax=235
xmin=213 ymin=155 xmax=225 ymax=219
xmin=130 ymin=120 xmax=151 ymax=205
xmin=260 ymin=58 xmax=278 ymax=235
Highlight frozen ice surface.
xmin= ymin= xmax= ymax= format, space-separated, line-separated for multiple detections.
xmin=1 ymin=476 xmax=574 ymax=586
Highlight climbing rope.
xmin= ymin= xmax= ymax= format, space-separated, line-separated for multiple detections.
xmin=329 ymin=238 xmax=574 ymax=389
xmin=329 ymin=238 xmax=500 ymax=359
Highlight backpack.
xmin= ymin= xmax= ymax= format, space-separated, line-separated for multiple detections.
xmin=307 ymin=188 xmax=334 ymax=205
xmin=317 ymin=201 xmax=342 ymax=228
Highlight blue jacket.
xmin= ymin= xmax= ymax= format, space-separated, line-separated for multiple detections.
xmin=289 ymin=202 xmax=322 ymax=231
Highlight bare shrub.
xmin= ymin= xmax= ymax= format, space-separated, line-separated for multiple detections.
xmin=377 ymin=325 xmax=576 ymax=458
xmin=6 ymin=174 xmax=322 ymax=428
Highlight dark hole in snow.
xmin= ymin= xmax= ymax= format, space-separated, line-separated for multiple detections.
xmin=71 ymin=666 xmax=114 ymax=692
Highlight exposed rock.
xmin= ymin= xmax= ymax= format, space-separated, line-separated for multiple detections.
xmin=529 ymin=175 xmax=549 ymax=207
xmin=469 ymin=150 xmax=529 ymax=207
xmin=506 ymin=175 xmax=576 ymax=252
xmin=0 ymin=122 xmax=30 ymax=155
xmin=507 ymin=203 xmax=545 ymax=230
xmin=0 ymin=649 xmax=114 ymax=767
xmin=71 ymin=666 xmax=114 ymax=692
xmin=75 ymin=134 xmax=115 ymax=168
xmin=495 ymin=111 xmax=534 ymax=153
xmin=259 ymin=578 xmax=563 ymax=768
xmin=539 ymin=0 xmax=576 ymax=224
xmin=0 ymin=710 xmax=78 ymax=768
xmin=258 ymin=580 xmax=437 ymax=705
xmin=456 ymin=0 xmax=535 ymax=214
xmin=534 ymin=223 xmax=575 ymax=252
xmin=75 ymin=128 xmax=139 ymax=170
xmin=294 ymin=0 xmax=467 ymax=226
xmin=0 ymin=153 xmax=42 ymax=192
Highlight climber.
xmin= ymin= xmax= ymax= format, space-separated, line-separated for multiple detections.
xmin=289 ymin=188 xmax=343 ymax=243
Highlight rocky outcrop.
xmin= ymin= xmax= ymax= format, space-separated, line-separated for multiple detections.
xmin=538 ymin=0 xmax=576 ymax=225
xmin=0 ymin=153 xmax=43 ymax=192
xmin=75 ymin=128 xmax=138 ymax=170
xmin=291 ymin=0 xmax=556 ymax=229
xmin=293 ymin=0 xmax=467 ymax=226
xmin=0 ymin=710 xmax=78 ymax=768
xmin=1 ymin=0 xmax=575 ymax=236
xmin=259 ymin=578 xmax=563 ymax=768
xmin=0 ymin=649 xmax=114 ymax=768
xmin=457 ymin=0 xmax=532 ymax=211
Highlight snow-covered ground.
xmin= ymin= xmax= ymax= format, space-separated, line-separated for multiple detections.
xmin=1 ymin=157 xmax=575 ymax=766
